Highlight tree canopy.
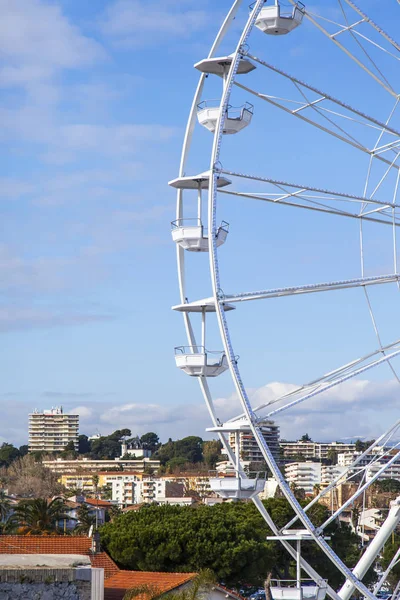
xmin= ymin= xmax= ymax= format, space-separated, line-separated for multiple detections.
xmin=155 ymin=436 xmax=204 ymax=467
xmin=373 ymin=479 xmax=400 ymax=493
xmin=101 ymin=499 xmax=371 ymax=588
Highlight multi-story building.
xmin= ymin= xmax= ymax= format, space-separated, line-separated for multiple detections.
xmin=321 ymin=464 xmax=346 ymax=484
xmin=59 ymin=471 xmax=146 ymax=496
xmin=281 ymin=441 xmax=356 ymax=461
xmin=29 ymin=407 xmax=79 ymax=453
xmin=226 ymin=420 xmax=280 ymax=464
xmin=285 ymin=462 xmax=322 ymax=494
xmin=44 ymin=457 xmax=160 ymax=474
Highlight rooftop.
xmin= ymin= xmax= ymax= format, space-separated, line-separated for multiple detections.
xmin=0 ymin=554 xmax=91 ymax=568
xmin=0 ymin=536 xmax=118 ymax=579
xmin=104 ymin=570 xmax=197 ymax=600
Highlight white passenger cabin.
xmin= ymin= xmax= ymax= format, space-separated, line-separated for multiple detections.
xmin=267 ymin=532 xmax=328 ymax=600
xmin=197 ymin=101 xmax=253 ymax=135
xmin=206 ymin=421 xmax=267 ymax=500
xmin=174 ymin=346 xmax=229 ymax=377
xmin=209 ymin=474 xmax=265 ymax=499
xmin=255 ymin=2 xmax=305 ymax=35
xmin=169 ymin=172 xmax=231 ymax=252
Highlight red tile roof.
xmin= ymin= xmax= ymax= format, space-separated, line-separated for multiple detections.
xmin=0 ymin=536 xmax=119 ymax=579
xmin=84 ymin=498 xmax=114 ymax=508
xmin=104 ymin=571 xmax=197 ymax=600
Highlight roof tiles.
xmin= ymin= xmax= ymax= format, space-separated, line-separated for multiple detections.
xmin=0 ymin=536 xmax=118 ymax=579
xmin=104 ymin=571 xmax=197 ymax=600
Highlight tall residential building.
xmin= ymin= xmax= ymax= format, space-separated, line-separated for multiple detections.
xmin=280 ymin=440 xmax=356 ymax=461
xmin=227 ymin=420 xmax=281 ymax=464
xmin=285 ymin=462 xmax=322 ymax=494
xmin=29 ymin=407 xmax=79 ymax=453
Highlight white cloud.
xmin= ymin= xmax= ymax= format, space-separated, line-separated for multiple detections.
xmin=100 ymin=0 xmax=210 ymax=46
xmin=0 ymin=376 xmax=398 ymax=446
xmin=0 ymin=306 xmax=113 ymax=332
xmin=48 ymin=377 xmax=400 ymax=444
xmin=0 ymin=0 xmax=104 ymax=87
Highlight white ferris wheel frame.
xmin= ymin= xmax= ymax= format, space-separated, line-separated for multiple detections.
xmin=173 ymin=1 xmax=400 ymax=598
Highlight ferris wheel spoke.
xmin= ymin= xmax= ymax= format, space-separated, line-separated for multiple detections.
xmin=241 ymin=52 xmax=400 ymax=138
xmin=318 ymin=445 xmax=400 ymax=531
xmin=221 ymin=273 xmax=400 ymax=303
xmin=246 ymin=338 xmax=400 ymax=419
xmin=285 ymin=0 xmax=400 ymax=96
xmin=222 ymin=170 xmax=400 ymax=209
xmin=283 ymin=420 xmax=400 ymax=530
xmin=219 ymin=188 xmax=400 ymax=227
xmin=232 ymin=77 xmax=400 ymax=168
xmin=226 ymin=339 xmax=400 ymax=426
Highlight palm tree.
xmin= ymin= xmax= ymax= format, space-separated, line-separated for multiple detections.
xmin=73 ymin=504 xmax=96 ymax=535
xmin=13 ymin=497 xmax=71 ymax=535
xmin=0 ymin=491 xmax=11 ymax=522
xmin=123 ymin=570 xmax=215 ymax=600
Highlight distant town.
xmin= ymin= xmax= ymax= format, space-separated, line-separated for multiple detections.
xmin=0 ymin=406 xmax=396 ymax=524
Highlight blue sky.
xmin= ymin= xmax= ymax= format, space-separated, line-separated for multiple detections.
xmin=2 ymin=0 xmax=400 ymax=447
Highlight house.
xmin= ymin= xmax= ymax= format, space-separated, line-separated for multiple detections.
xmin=0 ymin=535 xmax=244 ymax=600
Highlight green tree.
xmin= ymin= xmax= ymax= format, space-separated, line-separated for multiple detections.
xmin=74 ymin=504 xmax=96 ymax=535
xmin=90 ymin=429 xmax=131 ymax=460
xmin=0 ymin=443 xmax=20 ymax=467
xmin=100 ymin=499 xmax=375 ymax=589
xmin=300 ymin=434 xmax=312 ymax=442
xmin=203 ymin=440 xmax=223 ymax=469
xmin=140 ymin=432 xmax=160 ymax=453
xmin=61 ymin=440 xmax=77 ymax=459
xmin=381 ymin=535 xmax=400 ymax=587
xmin=0 ymin=491 xmax=11 ymax=522
xmin=156 ymin=436 xmax=204 ymax=467
xmin=326 ymin=449 xmax=338 ymax=465
xmin=18 ymin=445 xmax=29 ymax=457
xmin=374 ymin=479 xmax=400 ymax=493
xmin=13 ymin=497 xmax=70 ymax=534
xmin=78 ymin=435 xmax=91 ymax=454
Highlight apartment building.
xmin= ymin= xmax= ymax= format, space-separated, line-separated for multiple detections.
xmin=285 ymin=462 xmax=322 ymax=494
xmin=29 ymin=407 xmax=79 ymax=453
xmin=44 ymin=456 xmax=160 ymax=474
xmin=321 ymin=464 xmax=346 ymax=484
xmin=59 ymin=471 xmax=145 ymax=495
xmin=281 ymin=441 xmax=356 ymax=461
xmin=226 ymin=420 xmax=280 ymax=463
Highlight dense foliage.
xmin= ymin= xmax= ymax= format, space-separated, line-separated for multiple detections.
xmin=101 ymin=499 xmax=371 ymax=588
xmin=0 ymin=442 xmax=28 ymax=467
xmin=381 ymin=534 xmax=400 ymax=587
xmin=373 ymin=479 xmax=400 ymax=493
xmin=13 ymin=497 xmax=70 ymax=534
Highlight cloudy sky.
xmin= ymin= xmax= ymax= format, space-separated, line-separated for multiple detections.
xmin=2 ymin=0 xmax=400 ymax=447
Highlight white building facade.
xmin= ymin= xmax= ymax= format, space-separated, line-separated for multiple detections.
xmin=29 ymin=407 xmax=79 ymax=453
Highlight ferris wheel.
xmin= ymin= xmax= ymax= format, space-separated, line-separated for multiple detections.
xmin=170 ymin=1 xmax=400 ymax=599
